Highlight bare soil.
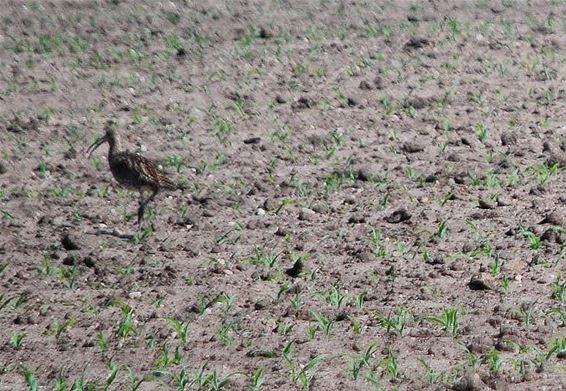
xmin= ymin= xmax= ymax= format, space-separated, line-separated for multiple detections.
xmin=1 ymin=1 xmax=565 ymax=390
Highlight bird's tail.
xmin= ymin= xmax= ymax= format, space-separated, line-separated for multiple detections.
xmin=157 ymin=173 xmax=178 ymax=191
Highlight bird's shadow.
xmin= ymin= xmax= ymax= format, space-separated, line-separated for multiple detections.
xmin=93 ymin=228 xmax=136 ymax=240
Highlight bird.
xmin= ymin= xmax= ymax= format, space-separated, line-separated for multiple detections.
xmin=87 ymin=121 xmax=177 ymax=229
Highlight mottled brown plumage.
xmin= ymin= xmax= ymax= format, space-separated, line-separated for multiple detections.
xmin=87 ymin=122 xmax=177 ymax=228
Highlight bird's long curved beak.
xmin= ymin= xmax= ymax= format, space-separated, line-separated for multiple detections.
xmin=86 ymin=135 xmax=106 ymax=158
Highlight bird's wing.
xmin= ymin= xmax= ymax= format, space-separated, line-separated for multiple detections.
xmin=133 ymin=153 xmax=177 ymax=191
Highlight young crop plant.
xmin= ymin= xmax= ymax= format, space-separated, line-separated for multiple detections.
xmin=379 ymin=306 xmax=413 ymax=336
xmin=117 ymin=303 xmax=136 ymax=339
xmin=424 ymin=308 xmax=459 ymax=336
xmin=247 ymin=367 xmax=266 ymax=391
xmin=519 ymin=227 xmax=543 ymax=250
xmin=166 ymin=318 xmax=189 ymax=345
xmin=318 ymin=285 xmax=347 ymax=309
xmin=550 ymin=275 xmax=565 ymax=302
xmin=10 ymin=332 xmax=25 ymax=350
xmin=310 ymin=311 xmax=334 ymax=336
xmin=21 ymin=366 xmax=39 ymax=391
xmin=50 ymin=318 xmax=76 ymax=338
xmin=382 ymin=350 xmax=400 ymax=379
xmin=484 ymin=350 xmax=502 ymax=375
xmin=348 ymin=343 xmax=378 ymax=381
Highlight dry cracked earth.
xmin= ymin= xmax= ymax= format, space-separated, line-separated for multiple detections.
xmin=1 ymin=1 xmax=566 ymax=390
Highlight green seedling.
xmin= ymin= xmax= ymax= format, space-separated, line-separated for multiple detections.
xmin=424 ymin=308 xmax=458 ymax=336
xmin=166 ymin=318 xmax=189 ymax=344
xmin=21 ymin=366 xmax=39 ymax=391
xmin=10 ymin=332 xmax=25 ymax=350
xmin=348 ymin=343 xmax=378 ymax=381
xmin=248 ymin=367 xmax=265 ymax=391
xmin=310 ymin=311 xmax=334 ymax=336
xmin=551 ymin=275 xmax=565 ymax=302
xmin=519 ymin=227 xmax=542 ymax=250
xmin=489 ymin=253 xmax=502 ymax=275
xmin=117 ymin=304 xmax=136 ymax=338
xmin=103 ymin=359 xmax=119 ymax=391
xmin=318 ymin=285 xmax=347 ymax=309
xmin=484 ymin=350 xmax=502 ymax=375
xmin=382 ymin=350 xmax=400 ymax=379
xmin=379 ymin=306 xmax=412 ymax=336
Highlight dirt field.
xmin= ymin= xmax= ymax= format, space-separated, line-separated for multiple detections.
xmin=1 ymin=1 xmax=565 ymax=390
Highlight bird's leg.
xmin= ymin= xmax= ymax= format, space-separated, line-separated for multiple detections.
xmin=138 ymin=189 xmax=158 ymax=231
xmin=137 ymin=191 xmax=146 ymax=230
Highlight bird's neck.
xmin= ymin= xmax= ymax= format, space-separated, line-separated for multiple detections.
xmin=107 ymin=135 xmax=122 ymax=158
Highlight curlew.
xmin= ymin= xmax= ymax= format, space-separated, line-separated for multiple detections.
xmin=87 ymin=121 xmax=177 ymax=229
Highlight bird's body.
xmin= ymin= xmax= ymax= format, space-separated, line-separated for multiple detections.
xmin=87 ymin=122 xmax=177 ymax=228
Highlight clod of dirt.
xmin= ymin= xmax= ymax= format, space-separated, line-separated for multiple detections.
xmin=401 ymin=141 xmax=424 ymax=153
xmin=275 ymin=95 xmax=286 ymax=104
xmin=541 ymin=228 xmax=563 ymax=244
xmin=292 ymin=96 xmax=312 ymax=110
xmin=358 ymin=80 xmax=372 ymax=90
xmin=258 ymin=26 xmax=271 ymax=39
xmin=500 ymin=132 xmax=517 ymax=146
xmin=355 ymin=164 xmax=380 ymax=182
xmin=0 ymin=161 xmax=6 ymax=174
xmin=298 ymin=208 xmax=315 ymax=221
xmin=348 ymin=213 xmax=366 ymax=224
xmin=466 ymin=336 xmax=492 ymax=354
xmin=540 ymin=210 xmax=566 ymax=225
xmin=346 ymin=97 xmax=357 ymax=107
xmin=452 ymin=371 xmax=487 ymax=391
xmin=62 ymin=252 xmax=80 ymax=266
xmin=243 ymin=137 xmax=261 ymax=144
xmin=285 ymin=258 xmax=303 ymax=278
xmin=275 ymin=226 xmax=289 ymax=236
xmin=477 ymin=198 xmax=496 ymax=209
xmin=61 ymin=233 xmax=81 ymax=251
xmin=403 ymin=37 xmax=430 ymax=50
xmin=468 ymin=274 xmax=494 ymax=291
xmin=542 ymin=141 xmax=566 ymax=166
xmin=385 ymin=208 xmax=411 ymax=223
xmin=496 ymin=195 xmax=512 ymax=206
xmin=373 ymin=76 xmax=383 ymax=89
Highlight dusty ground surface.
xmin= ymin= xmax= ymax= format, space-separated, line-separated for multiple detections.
xmin=1 ymin=1 xmax=566 ymax=390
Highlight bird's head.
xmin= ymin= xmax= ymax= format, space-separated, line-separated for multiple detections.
xmin=87 ymin=120 xmax=119 ymax=158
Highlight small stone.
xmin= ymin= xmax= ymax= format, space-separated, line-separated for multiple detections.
xmin=478 ymin=198 xmax=496 ymax=209
xmin=255 ymin=208 xmax=266 ymax=216
xmin=401 ymin=141 xmax=425 ymax=153
xmin=404 ymin=37 xmax=430 ymax=50
xmin=292 ymin=96 xmax=312 ymax=110
xmin=386 ymin=208 xmax=411 ymax=223
xmin=346 ymin=97 xmax=357 ymax=107
xmin=298 ymin=208 xmax=315 ymax=221
xmin=496 ymin=195 xmax=512 ymax=206
xmin=452 ymin=371 xmax=485 ymax=391
xmin=359 ymin=80 xmax=372 ymax=90
xmin=263 ymin=198 xmax=278 ymax=211
xmin=285 ymin=259 xmax=303 ymax=278
xmin=275 ymin=227 xmax=289 ymax=236
xmin=540 ymin=211 xmax=566 ymax=225
xmin=0 ymin=162 xmax=6 ymax=174
xmin=500 ymin=132 xmax=517 ymax=146
xmin=129 ymin=291 xmax=142 ymax=299
xmin=244 ymin=137 xmax=261 ymax=144
xmin=541 ymin=228 xmax=563 ymax=244
xmin=348 ymin=214 xmax=366 ymax=224
xmin=468 ymin=274 xmax=494 ymax=290
xmin=61 ymin=233 xmax=81 ymax=250
xmin=275 ymin=95 xmax=286 ymax=104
